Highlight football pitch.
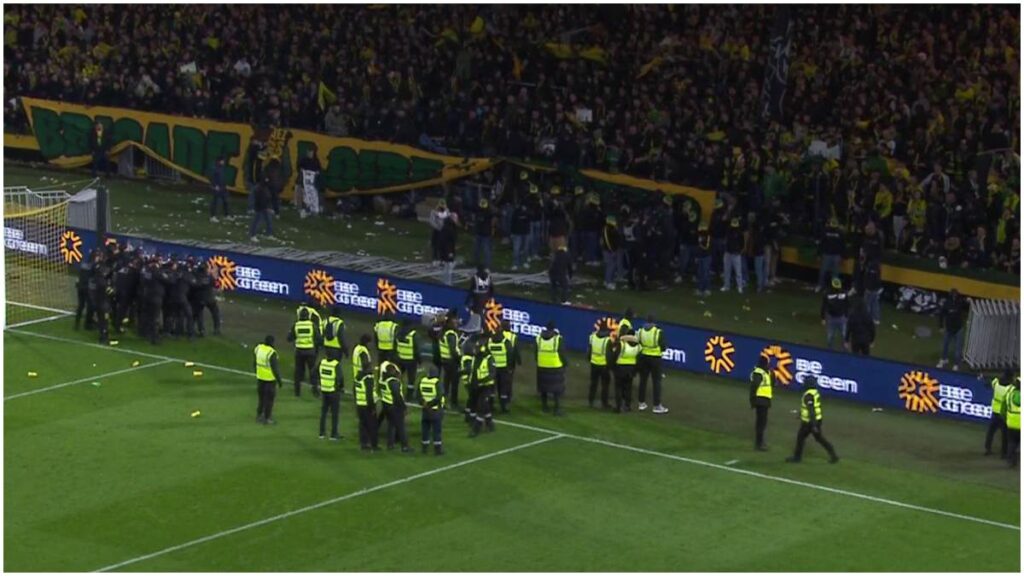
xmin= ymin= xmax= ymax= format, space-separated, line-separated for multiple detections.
xmin=4 ymin=297 xmax=1020 ymax=572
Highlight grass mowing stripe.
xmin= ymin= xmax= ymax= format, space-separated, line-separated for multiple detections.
xmin=496 ymin=419 xmax=1021 ymax=532
xmin=11 ymin=327 xmax=1019 ymax=533
xmin=92 ymin=434 xmax=564 ymax=573
xmin=4 ymin=359 xmax=174 ymax=401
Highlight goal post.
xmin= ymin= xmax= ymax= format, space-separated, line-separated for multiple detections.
xmin=3 ymin=186 xmax=77 ymax=329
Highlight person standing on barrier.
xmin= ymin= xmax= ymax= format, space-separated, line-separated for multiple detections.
xmin=750 ymin=355 xmax=773 ymax=451
xmin=395 ymin=318 xmax=420 ymax=400
xmin=536 ymin=321 xmax=567 ymax=416
xmin=470 ymin=340 xmax=496 ymax=437
xmin=288 ymin=308 xmax=321 ymax=397
xmin=637 ymin=315 xmax=668 ymax=414
xmin=986 ymin=370 xmax=1013 ymax=458
xmin=438 ymin=316 xmax=462 ymax=409
xmin=316 ymin=355 xmax=343 ymax=440
xmin=374 ymin=312 xmax=399 ymax=363
xmin=254 ymin=335 xmax=283 ymax=425
xmin=786 ymin=376 xmax=839 ymax=464
xmin=587 ymin=323 xmax=612 ymax=409
xmin=1003 ymin=380 xmax=1020 ymax=468
xmin=613 ymin=330 xmax=640 ymax=412
xmin=419 ymin=367 xmax=445 ymax=455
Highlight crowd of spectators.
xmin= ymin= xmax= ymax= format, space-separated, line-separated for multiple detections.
xmin=4 ymin=4 xmax=1020 ymax=275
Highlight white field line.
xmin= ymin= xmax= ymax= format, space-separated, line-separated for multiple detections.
xmin=7 ymin=301 xmax=75 ymax=315
xmin=6 ymin=312 xmax=72 ymax=329
xmin=10 ymin=328 xmax=1020 ymax=534
xmin=93 ymin=434 xmax=564 ymax=572
xmin=4 ymin=359 xmax=173 ymax=401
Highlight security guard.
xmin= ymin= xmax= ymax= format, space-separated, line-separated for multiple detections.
xmin=499 ymin=320 xmax=522 ymax=412
xmin=617 ymin=307 xmax=635 ymax=340
xmin=536 ymin=320 xmax=567 ymax=415
xmin=637 ymin=314 xmax=668 ymax=414
xmin=613 ymin=330 xmax=640 ymax=412
xmin=379 ymin=362 xmax=410 ymax=452
xmin=376 ymin=354 xmax=402 ymax=432
xmin=296 ymin=300 xmax=322 ymax=331
xmin=985 ymin=370 xmax=1012 ymax=458
xmin=438 ymin=316 xmax=462 ymax=408
xmin=353 ymin=365 xmax=379 ymax=451
xmin=588 ymin=323 xmax=612 ymax=409
xmin=1003 ymin=379 xmax=1020 ymax=468
xmin=750 ymin=356 xmax=773 ymax=451
xmin=322 ymin=305 xmax=347 ymax=362
xmin=316 ymin=355 xmax=343 ymax=440
xmin=419 ymin=368 xmax=446 ymax=455
xmin=288 ymin=308 xmax=321 ymax=397
xmin=786 ymin=376 xmax=839 ymax=463
xmin=351 ymin=334 xmax=373 ymax=383
xmin=470 ymin=341 xmax=496 ymax=437
xmin=488 ymin=329 xmax=512 ymax=414
xmin=254 ymin=335 xmax=283 ymax=425
xmin=374 ymin=312 xmax=399 ymax=363
xmin=396 ymin=318 xmax=420 ymax=400
xmin=460 ymin=339 xmax=478 ymax=424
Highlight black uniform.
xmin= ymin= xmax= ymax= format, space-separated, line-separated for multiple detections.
xmin=170 ymin=265 xmax=195 ymax=338
xmin=139 ymin=263 xmax=167 ymax=344
xmin=112 ymin=259 xmax=140 ymax=332
xmin=87 ymin=261 xmax=112 ymax=343
xmin=190 ymin=265 xmax=221 ymax=336
xmin=316 ymin=358 xmax=344 ymax=439
xmin=74 ymin=259 xmax=96 ymax=330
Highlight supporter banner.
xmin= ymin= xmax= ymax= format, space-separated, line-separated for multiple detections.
xmin=19 ymin=97 xmax=494 ymax=198
xmin=65 ymin=228 xmax=993 ymax=424
xmin=760 ymin=5 xmax=792 ymax=122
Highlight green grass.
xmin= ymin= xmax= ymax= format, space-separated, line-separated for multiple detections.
xmin=4 ymin=294 xmax=1019 ymax=571
xmin=3 ymin=162 xmax=951 ymax=367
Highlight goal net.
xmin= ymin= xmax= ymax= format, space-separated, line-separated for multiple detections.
xmin=3 ymin=185 xmax=76 ymax=329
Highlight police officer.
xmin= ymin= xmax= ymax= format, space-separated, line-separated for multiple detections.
xmin=470 ymin=341 xmax=496 ymax=437
xmin=171 ymin=259 xmax=195 ymax=339
xmin=254 ymin=335 xmax=283 ymax=425
xmin=190 ymin=261 xmax=221 ymax=337
xmin=395 ymin=318 xmax=420 ymax=400
xmin=112 ymin=255 xmax=140 ymax=333
xmin=637 ymin=314 xmax=668 ymax=414
xmin=613 ymin=330 xmax=640 ymax=412
xmin=316 ymin=354 xmax=343 ymax=440
xmin=379 ymin=362 xmax=410 ymax=452
xmin=588 ymin=323 xmax=612 ymax=409
xmin=288 ymin=308 xmax=321 ymax=397
xmin=87 ymin=252 xmax=113 ymax=344
xmin=460 ymin=338 xmax=478 ymax=424
xmin=419 ymin=367 xmax=446 ymax=455
xmin=750 ymin=356 xmax=773 ymax=451
xmin=438 ymin=316 xmax=462 ymax=408
xmin=786 ymin=376 xmax=839 ymax=463
xmin=986 ymin=370 xmax=1013 ymax=458
xmin=488 ymin=329 xmax=511 ymax=414
xmin=352 ymin=335 xmax=378 ymax=451
xmin=498 ymin=320 xmax=521 ymax=412
xmin=536 ymin=320 xmax=567 ymax=415
xmin=139 ymin=259 xmax=167 ymax=344
xmin=322 ymin=305 xmax=347 ymax=362
xmin=1003 ymin=379 xmax=1020 ymax=468
xmin=74 ymin=250 xmax=96 ymax=330
xmin=374 ymin=312 xmax=399 ymax=363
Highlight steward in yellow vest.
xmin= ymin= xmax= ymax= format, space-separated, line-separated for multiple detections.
xmin=253 ymin=335 xmax=282 ymax=425
xmin=353 ymin=365 xmax=379 ymax=451
xmin=418 ymin=367 xmax=446 ymax=455
xmin=322 ymin=305 xmax=347 ymax=362
xmin=437 ymin=317 xmax=462 ymax=408
xmin=379 ymin=362 xmax=410 ymax=452
xmin=536 ymin=321 xmax=566 ymax=415
xmin=374 ymin=314 xmax=399 ymax=362
xmin=1002 ymin=380 xmax=1020 ymax=467
xmin=588 ymin=325 xmax=612 ymax=409
xmin=395 ymin=318 xmax=420 ymax=400
xmin=612 ymin=330 xmax=640 ymax=412
xmin=750 ymin=356 xmax=773 ymax=451
xmin=986 ymin=370 xmax=1013 ymax=458
xmin=351 ymin=334 xmax=373 ymax=383
xmin=636 ymin=315 xmax=668 ymax=414
xmin=288 ymin=308 xmax=322 ymax=398
xmin=470 ymin=341 xmax=496 ymax=437
xmin=316 ymin=357 xmax=343 ymax=440
xmin=296 ymin=301 xmax=322 ymax=330
xmin=496 ymin=320 xmax=521 ymax=412
xmin=786 ymin=377 xmax=839 ymax=464
xmin=487 ymin=328 xmax=512 ymax=414
xmin=617 ymin=308 xmax=634 ymax=340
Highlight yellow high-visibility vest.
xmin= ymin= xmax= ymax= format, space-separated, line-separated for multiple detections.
xmin=375 ymin=319 xmax=397 ymax=350
xmin=354 ymin=373 xmax=372 ymax=406
xmin=294 ymin=319 xmax=315 ymax=350
xmin=396 ymin=330 xmax=416 ymax=361
xmin=475 ymin=354 xmax=494 ymax=386
xmin=1005 ymin=386 xmax=1021 ymax=431
xmin=992 ymin=378 xmax=1010 ymax=415
xmin=589 ymin=333 xmax=609 ymax=366
xmin=318 ymin=358 xmax=340 ymax=393
xmin=419 ymin=376 xmax=444 ymax=410
xmin=800 ymin=388 xmax=822 ymax=422
xmin=753 ymin=367 xmax=773 ymax=399
xmin=460 ymin=355 xmax=475 ymax=387
xmin=488 ymin=339 xmax=508 ymax=368
xmin=352 ymin=344 xmax=370 ymax=380
xmin=380 ymin=376 xmax=400 ymax=405
xmin=254 ymin=344 xmax=276 ymax=380
xmin=323 ymin=316 xmax=344 ymax=349
xmin=638 ymin=326 xmax=662 ymax=357
xmin=618 ymin=318 xmax=632 ymax=338
xmin=537 ymin=334 xmax=563 ymax=368
xmin=618 ymin=341 xmax=639 ymax=366
xmin=439 ymin=329 xmax=458 ymax=361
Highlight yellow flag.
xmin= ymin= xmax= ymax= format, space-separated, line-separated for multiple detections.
xmin=317 ymin=81 xmax=337 ymax=111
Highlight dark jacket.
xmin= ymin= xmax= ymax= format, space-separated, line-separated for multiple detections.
xmin=252 ymin=183 xmax=272 ymax=212
xmin=939 ymin=294 xmax=969 ymax=333
xmin=549 ymin=249 xmax=573 ymax=282
xmin=846 ymin=305 xmax=876 ymax=345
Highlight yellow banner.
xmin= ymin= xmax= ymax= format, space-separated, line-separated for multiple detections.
xmin=19 ymin=97 xmax=494 ymax=198
xmin=580 ymin=169 xmax=716 ymax=225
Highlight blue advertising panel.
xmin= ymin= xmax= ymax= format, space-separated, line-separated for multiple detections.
xmin=62 ymin=228 xmax=993 ymax=424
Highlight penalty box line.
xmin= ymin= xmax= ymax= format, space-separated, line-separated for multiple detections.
xmin=93 ymin=434 xmax=564 ymax=572
xmin=12 ymin=328 xmax=1020 ymax=533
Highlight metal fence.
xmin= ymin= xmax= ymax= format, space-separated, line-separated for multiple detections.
xmin=964 ymin=298 xmax=1020 ymax=370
